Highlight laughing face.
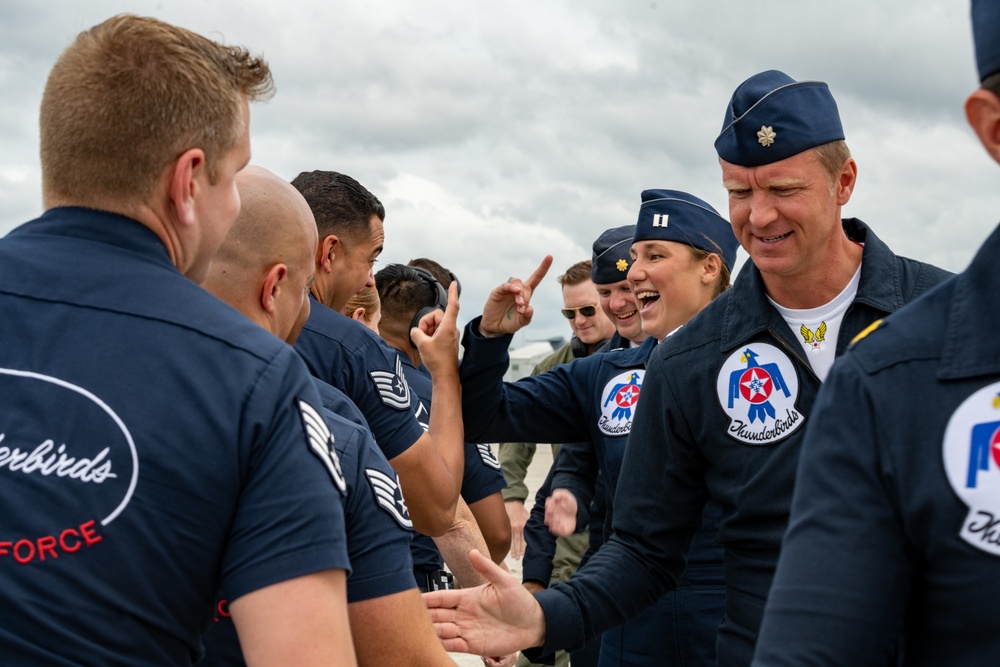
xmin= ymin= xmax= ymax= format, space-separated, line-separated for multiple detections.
xmin=628 ymin=240 xmax=716 ymax=340
xmin=596 ymin=279 xmax=643 ymax=344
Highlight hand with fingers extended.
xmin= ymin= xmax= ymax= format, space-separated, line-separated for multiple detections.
xmin=544 ymin=488 xmax=579 ymax=538
xmin=423 ymin=549 xmax=547 ymax=657
xmin=478 ymin=256 xmax=553 ymax=338
xmin=412 ymin=282 xmax=461 ymax=377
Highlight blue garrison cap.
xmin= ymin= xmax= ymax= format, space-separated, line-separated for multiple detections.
xmin=634 ymin=190 xmax=738 ymax=271
xmin=591 ymin=225 xmax=635 ymax=285
xmin=973 ymin=0 xmax=1000 ymax=82
xmin=715 ymin=70 xmax=844 ymax=167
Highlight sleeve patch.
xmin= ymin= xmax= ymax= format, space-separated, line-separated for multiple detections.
xmin=298 ymin=399 xmax=347 ymax=495
xmin=368 ymin=354 xmax=412 ymax=410
xmin=476 ymin=443 xmax=501 ymax=470
xmin=364 ymin=467 xmax=413 ymax=529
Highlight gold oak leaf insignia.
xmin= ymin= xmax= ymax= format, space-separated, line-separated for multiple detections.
xmin=616 ymin=259 xmax=628 ymax=272
xmin=757 ymin=125 xmax=776 ymax=147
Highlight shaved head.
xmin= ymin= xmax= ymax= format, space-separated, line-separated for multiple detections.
xmin=203 ymin=166 xmax=319 ymax=341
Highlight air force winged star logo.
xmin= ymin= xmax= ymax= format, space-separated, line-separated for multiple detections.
xmin=365 ymin=467 xmax=412 ymax=529
xmin=716 ymin=344 xmax=803 ymax=445
xmin=943 ymin=381 xmax=1000 ymax=557
xmin=598 ymin=369 xmax=645 ymax=436
xmin=297 ymin=399 xmax=347 ymax=495
xmin=369 ymin=355 xmax=412 ymax=410
xmin=800 ymin=322 xmax=827 ymax=351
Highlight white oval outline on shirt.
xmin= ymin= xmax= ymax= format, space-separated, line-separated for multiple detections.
xmin=1 ymin=368 xmax=138 ymax=526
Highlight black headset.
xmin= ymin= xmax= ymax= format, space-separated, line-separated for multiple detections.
xmin=407 ymin=266 xmax=449 ymax=332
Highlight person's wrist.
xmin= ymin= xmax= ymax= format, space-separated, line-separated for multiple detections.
xmin=478 ymin=321 xmax=505 ymax=338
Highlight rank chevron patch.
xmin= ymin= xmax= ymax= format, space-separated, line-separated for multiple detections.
xmin=369 ymin=355 xmax=412 ymax=410
xmin=365 ymin=467 xmax=412 ymax=529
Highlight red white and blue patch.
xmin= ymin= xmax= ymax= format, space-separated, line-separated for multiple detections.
xmin=943 ymin=381 xmax=1000 ymax=557
xmin=598 ymin=370 xmax=645 ymax=436
xmin=364 ymin=467 xmax=412 ymax=529
xmin=716 ymin=344 xmax=803 ymax=445
xmin=369 ymin=355 xmax=412 ymax=411
xmin=298 ymin=399 xmax=347 ymax=495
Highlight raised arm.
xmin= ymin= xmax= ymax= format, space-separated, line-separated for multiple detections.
xmin=394 ymin=283 xmax=464 ymax=535
xmin=478 ymin=256 xmax=553 ymax=337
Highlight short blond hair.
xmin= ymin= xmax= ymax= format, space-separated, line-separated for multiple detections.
xmin=813 ymin=140 xmax=852 ymax=183
xmin=40 ymin=14 xmax=274 ymax=206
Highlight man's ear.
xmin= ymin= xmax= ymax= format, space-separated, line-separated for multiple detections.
xmin=168 ymin=148 xmax=207 ymax=228
xmin=966 ymin=89 xmax=1000 ymax=164
xmin=317 ymin=234 xmax=341 ymax=273
xmin=834 ymin=157 xmax=859 ymax=207
xmin=260 ymin=263 xmax=288 ymax=315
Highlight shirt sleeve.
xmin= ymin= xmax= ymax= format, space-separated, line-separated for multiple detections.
xmin=461 ymin=441 xmax=507 ymax=505
xmin=336 ymin=416 xmax=418 ymax=604
xmin=220 ymin=349 xmax=350 ymax=602
xmin=460 ymin=318 xmax=590 ymax=446
xmin=346 ymin=338 xmax=427 ymax=461
xmin=526 ymin=349 xmax=706 ymax=656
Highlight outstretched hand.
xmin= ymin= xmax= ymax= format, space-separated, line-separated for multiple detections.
xmin=544 ymin=488 xmax=579 ymax=538
xmin=478 ymin=256 xmax=553 ymax=337
xmin=412 ymin=282 xmax=461 ymax=376
xmin=423 ymin=549 xmax=547 ymax=657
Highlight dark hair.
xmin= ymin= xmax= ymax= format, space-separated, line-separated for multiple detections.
xmin=375 ymin=263 xmax=443 ymax=341
xmin=291 ymin=170 xmax=385 ymax=241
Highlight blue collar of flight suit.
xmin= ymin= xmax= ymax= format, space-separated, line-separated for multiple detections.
xmin=940 ymin=222 xmax=1000 ymax=379
xmin=718 ymin=218 xmax=907 ymax=354
xmin=605 ymin=335 xmax=658 ymax=369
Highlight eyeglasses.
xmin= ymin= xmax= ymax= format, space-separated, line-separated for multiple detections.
xmin=560 ymin=304 xmax=598 ymax=319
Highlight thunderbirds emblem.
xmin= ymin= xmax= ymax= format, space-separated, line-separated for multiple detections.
xmin=942 ymin=381 xmax=1000 ymax=557
xmin=598 ymin=370 xmax=645 ymax=436
xmin=716 ymin=344 xmax=803 ymax=445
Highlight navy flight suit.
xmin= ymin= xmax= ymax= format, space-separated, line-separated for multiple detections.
xmin=754 ymin=222 xmax=1000 ymax=666
xmin=529 ymin=219 xmax=950 ymax=666
xmin=461 ymin=328 xmax=725 ymax=666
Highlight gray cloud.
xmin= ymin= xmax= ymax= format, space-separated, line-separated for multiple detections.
xmin=1 ymin=0 xmax=996 ymax=341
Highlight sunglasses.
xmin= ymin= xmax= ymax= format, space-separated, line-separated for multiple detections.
xmin=560 ymin=304 xmax=598 ymax=319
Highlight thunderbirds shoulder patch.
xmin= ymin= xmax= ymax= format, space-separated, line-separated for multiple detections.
xmin=716 ymin=343 xmax=804 ymax=445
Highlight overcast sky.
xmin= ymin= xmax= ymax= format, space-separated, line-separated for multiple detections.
xmin=1 ymin=1 xmax=994 ymax=344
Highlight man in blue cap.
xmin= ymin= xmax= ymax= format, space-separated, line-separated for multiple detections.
xmin=442 ymin=193 xmax=734 ymax=666
xmin=425 ymin=70 xmax=950 ymax=665
xmin=753 ymin=3 xmax=1000 ymax=664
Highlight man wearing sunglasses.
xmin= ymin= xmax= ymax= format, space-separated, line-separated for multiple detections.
xmin=497 ymin=259 xmax=615 ymax=667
